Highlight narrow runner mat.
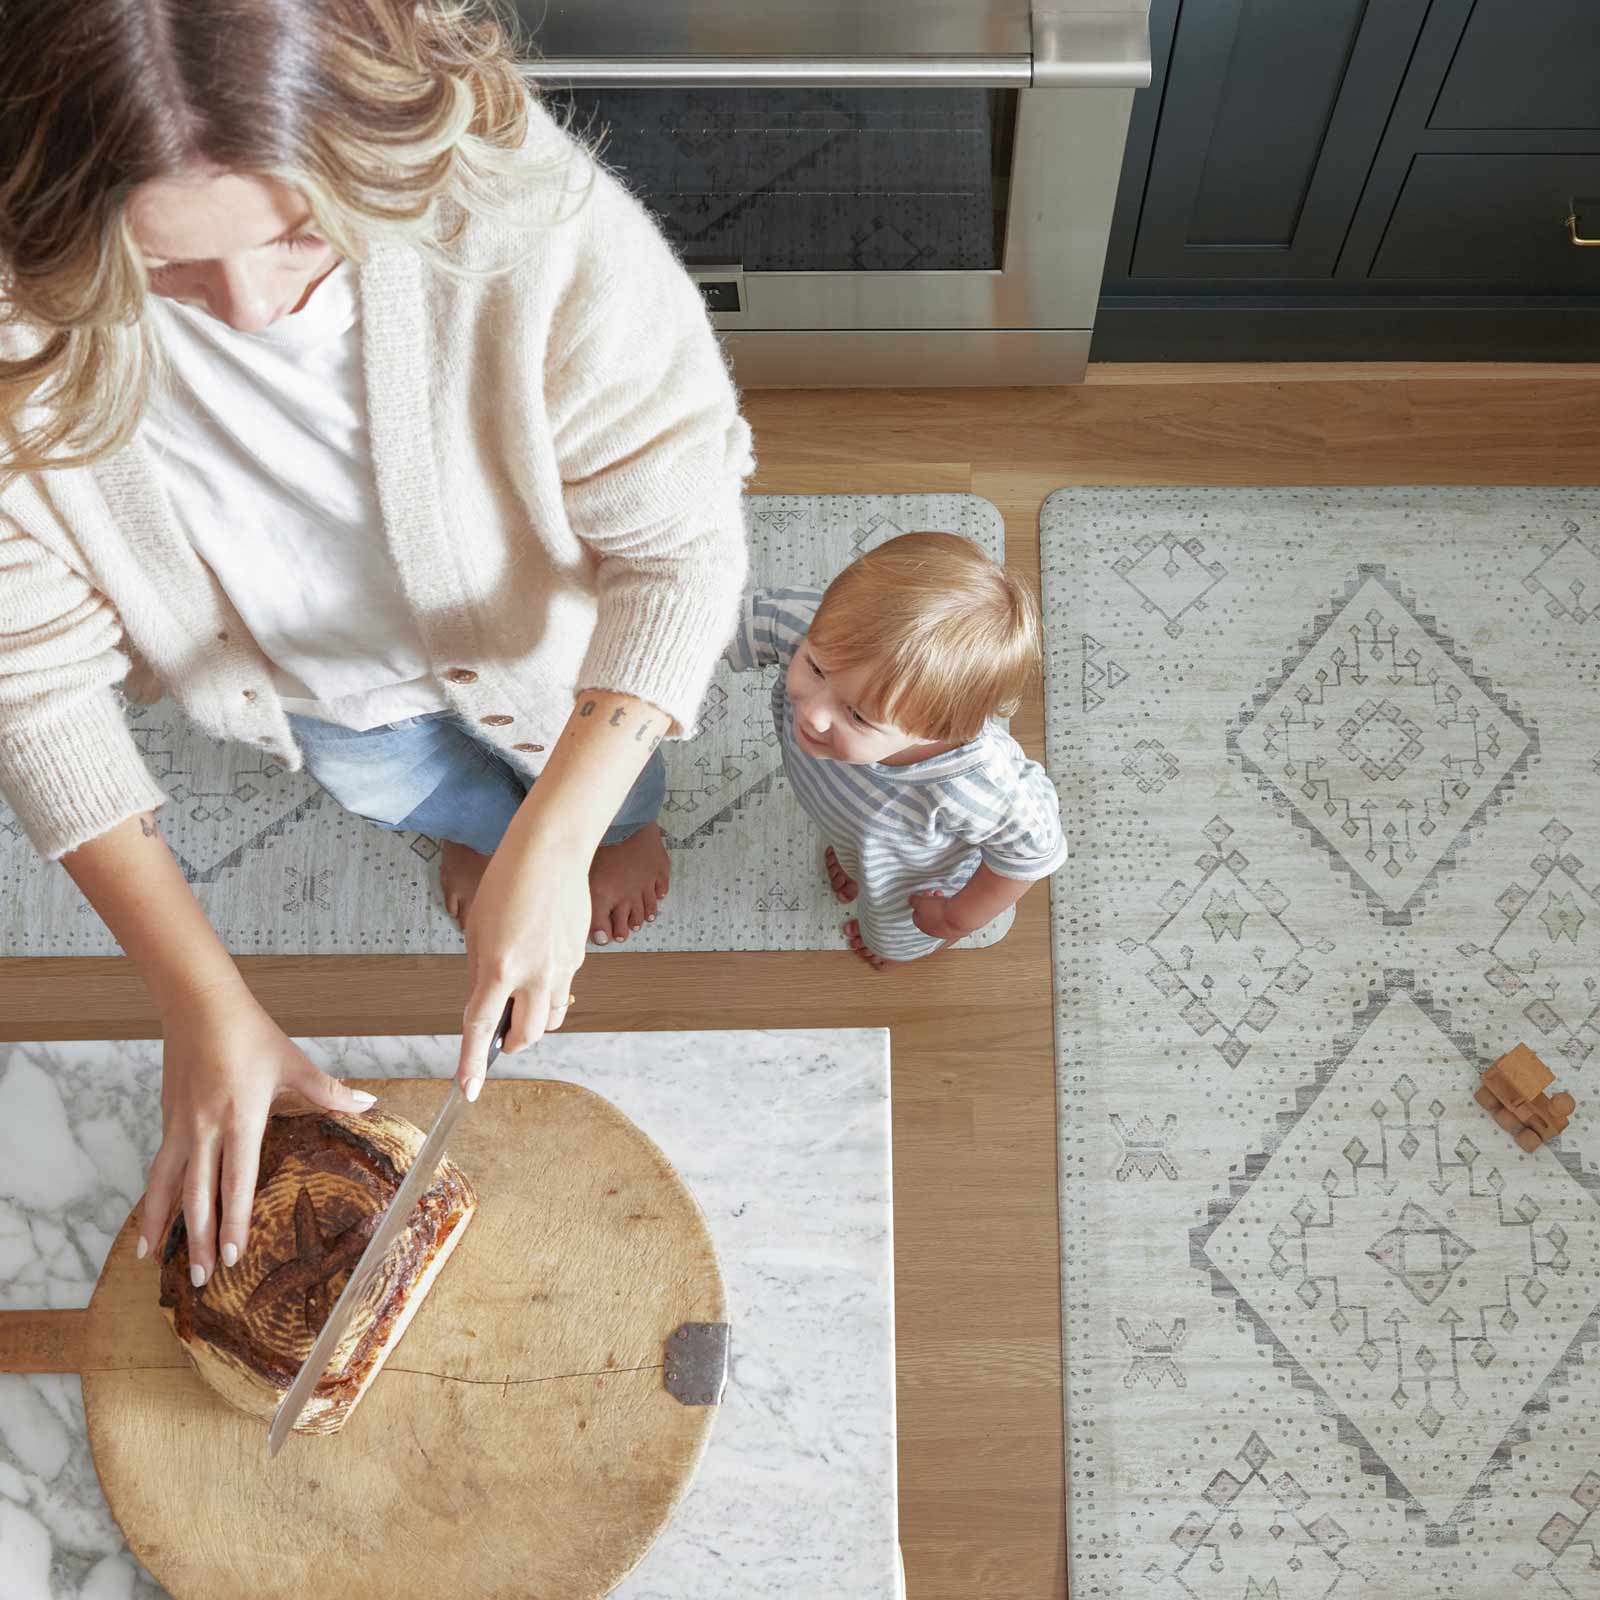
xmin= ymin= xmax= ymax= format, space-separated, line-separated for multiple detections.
xmin=1044 ymin=486 xmax=1600 ymax=1597
xmin=0 ymin=493 xmax=1010 ymax=955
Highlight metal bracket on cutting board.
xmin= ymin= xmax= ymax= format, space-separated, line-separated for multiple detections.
xmin=663 ymin=1322 xmax=731 ymax=1406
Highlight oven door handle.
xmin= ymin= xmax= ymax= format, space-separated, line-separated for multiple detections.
xmin=526 ymin=7 xmax=1151 ymax=90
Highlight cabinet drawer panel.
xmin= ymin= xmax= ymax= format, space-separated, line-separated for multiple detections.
xmin=1372 ymin=154 xmax=1600 ymax=283
xmin=1431 ymin=0 xmax=1600 ymax=132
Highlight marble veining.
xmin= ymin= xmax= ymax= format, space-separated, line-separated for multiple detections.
xmin=0 ymin=1028 xmax=896 ymax=1599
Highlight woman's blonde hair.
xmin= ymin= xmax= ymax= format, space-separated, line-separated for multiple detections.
xmin=807 ymin=531 xmax=1041 ymax=743
xmin=0 ymin=0 xmax=591 ymax=475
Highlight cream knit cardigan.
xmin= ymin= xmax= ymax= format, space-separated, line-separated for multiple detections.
xmin=0 ymin=110 xmax=755 ymax=862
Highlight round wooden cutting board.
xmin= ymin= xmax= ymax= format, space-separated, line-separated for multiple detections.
xmin=79 ymin=1078 xmax=727 ymax=1600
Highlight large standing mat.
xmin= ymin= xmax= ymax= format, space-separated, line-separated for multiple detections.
xmin=1044 ymin=487 xmax=1600 ymax=1597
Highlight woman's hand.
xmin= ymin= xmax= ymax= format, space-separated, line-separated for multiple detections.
xmin=455 ymin=838 xmax=589 ymax=1098
xmin=451 ymin=687 xmax=669 ymax=1096
xmin=139 ymin=979 xmax=377 ymax=1282
xmin=58 ymin=813 xmax=376 ymax=1281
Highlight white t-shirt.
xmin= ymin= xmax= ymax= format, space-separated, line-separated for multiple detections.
xmin=142 ymin=265 xmax=450 ymax=730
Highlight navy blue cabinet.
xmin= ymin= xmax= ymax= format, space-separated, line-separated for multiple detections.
xmin=1096 ymin=0 xmax=1600 ymax=360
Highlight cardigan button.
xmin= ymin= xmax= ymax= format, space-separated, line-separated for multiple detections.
xmin=242 ymin=689 xmax=257 ymax=700
xmin=480 ymin=713 xmax=514 ymax=726
xmin=445 ymin=668 xmax=478 ymax=684
xmin=512 ymin=742 xmax=544 ymax=753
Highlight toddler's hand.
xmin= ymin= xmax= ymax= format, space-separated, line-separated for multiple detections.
xmin=909 ymin=888 xmax=975 ymax=942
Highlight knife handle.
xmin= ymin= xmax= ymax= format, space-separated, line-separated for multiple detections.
xmin=485 ymin=995 xmax=515 ymax=1073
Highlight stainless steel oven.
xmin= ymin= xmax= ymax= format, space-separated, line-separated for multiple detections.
xmin=521 ymin=2 xmax=1150 ymax=386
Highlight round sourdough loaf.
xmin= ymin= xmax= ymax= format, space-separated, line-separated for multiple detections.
xmin=157 ymin=1103 xmax=476 ymax=1435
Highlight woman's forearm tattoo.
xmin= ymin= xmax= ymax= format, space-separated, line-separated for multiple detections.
xmin=139 ymin=813 xmax=159 ymax=838
xmin=573 ymin=697 xmax=662 ymax=749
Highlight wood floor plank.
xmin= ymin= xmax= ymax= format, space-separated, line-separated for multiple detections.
xmin=1084 ymin=360 xmax=1600 ymax=385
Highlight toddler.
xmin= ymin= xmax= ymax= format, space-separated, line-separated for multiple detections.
xmin=727 ymin=531 xmax=1066 ymax=967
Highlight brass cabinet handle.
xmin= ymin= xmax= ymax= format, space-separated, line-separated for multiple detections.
xmin=1567 ymin=212 xmax=1600 ymax=247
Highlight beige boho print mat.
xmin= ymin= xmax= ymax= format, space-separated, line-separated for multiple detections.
xmin=1045 ymin=486 xmax=1600 ymax=1598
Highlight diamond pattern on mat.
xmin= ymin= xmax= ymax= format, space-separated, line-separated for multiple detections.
xmin=1456 ymin=816 xmax=1600 ymax=1073
xmin=1157 ymin=1430 xmax=1375 ymax=1597
xmin=1230 ymin=564 xmax=1539 ymax=925
xmin=1194 ymin=972 xmax=1600 ymax=1543
xmin=1111 ymin=532 xmax=1228 ymax=638
xmin=1522 ymin=521 xmax=1600 ymax=624
xmin=1118 ymin=816 xmax=1335 ymax=1070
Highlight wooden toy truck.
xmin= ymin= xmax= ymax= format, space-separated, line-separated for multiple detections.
xmin=1474 ymin=1043 xmax=1575 ymax=1152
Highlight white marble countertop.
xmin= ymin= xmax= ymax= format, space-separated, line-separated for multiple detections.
xmin=0 ymin=1028 xmax=897 ymax=1600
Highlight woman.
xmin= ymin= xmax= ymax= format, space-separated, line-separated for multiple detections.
xmin=0 ymin=2 xmax=753 ymax=1287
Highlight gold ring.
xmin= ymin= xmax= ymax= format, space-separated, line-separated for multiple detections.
xmin=565 ymin=993 xmax=576 ymax=1007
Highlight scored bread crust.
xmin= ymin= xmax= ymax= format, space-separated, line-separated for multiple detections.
xmin=158 ymin=1104 xmax=476 ymax=1436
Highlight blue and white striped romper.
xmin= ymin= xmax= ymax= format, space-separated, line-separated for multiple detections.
xmin=727 ymin=587 xmax=1067 ymax=960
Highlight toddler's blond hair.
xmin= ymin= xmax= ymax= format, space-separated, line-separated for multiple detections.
xmin=806 ymin=531 xmax=1040 ymax=742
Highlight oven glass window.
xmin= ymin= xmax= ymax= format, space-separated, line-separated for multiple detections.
xmin=540 ymin=88 xmax=1018 ymax=272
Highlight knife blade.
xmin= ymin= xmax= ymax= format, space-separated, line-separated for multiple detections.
xmin=267 ymin=996 xmax=515 ymax=1457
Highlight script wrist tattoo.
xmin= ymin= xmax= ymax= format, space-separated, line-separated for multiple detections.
xmin=573 ymin=695 xmax=660 ymax=747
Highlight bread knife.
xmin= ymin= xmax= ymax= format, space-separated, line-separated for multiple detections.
xmin=267 ymin=996 xmax=515 ymax=1457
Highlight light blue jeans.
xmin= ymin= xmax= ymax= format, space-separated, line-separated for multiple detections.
xmin=287 ymin=709 xmax=667 ymax=858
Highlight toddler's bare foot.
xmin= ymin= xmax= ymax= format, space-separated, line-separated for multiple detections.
xmin=440 ymin=840 xmax=492 ymax=930
xmin=843 ymin=917 xmax=897 ymax=972
xmin=824 ymin=845 xmax=859 ymax=904
xmin=590 ymin=822 xmax=670 ymax=945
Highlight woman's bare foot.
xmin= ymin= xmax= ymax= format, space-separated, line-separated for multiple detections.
xmin=440 ymin=840 xmax=493 ymax=930
xmin=824 ymin=845 xmax=859 ymax=904
xmin=589 ymin=822 xmax=671 ymax=945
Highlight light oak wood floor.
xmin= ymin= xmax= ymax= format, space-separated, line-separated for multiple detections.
xmin=2 ymin=366 xmax=1596 ymax=1598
